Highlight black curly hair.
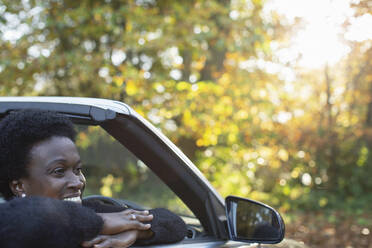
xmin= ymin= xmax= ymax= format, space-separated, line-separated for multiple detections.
xmin=0 ymin=109 xmax=76 ymax=200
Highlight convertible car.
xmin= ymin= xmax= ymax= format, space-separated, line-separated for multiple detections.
xmin=0 ymin=96 xmax=293 ymax=247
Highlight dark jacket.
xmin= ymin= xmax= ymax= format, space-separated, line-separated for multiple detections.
xmin=0 ymin=196 xmax=187 ymax=248
xmin=0 ymin=197 xmax=102 ymax=248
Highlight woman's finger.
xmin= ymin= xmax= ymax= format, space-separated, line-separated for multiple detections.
xmin=130 ymin=214 xmax=136 ymax=220
xmin=122 ymin=209 xmax=135 ymax=215
xmin=122 ymin=209 xmax=149 ymax=216
xmin=92 ymin=238 xmax=114 ymax=248
xmin=128 ymin=221 xmax=151 ymax=230
xmin=98 ymin=212 xmax=152 ymax=235
xmin=94 ymin=240 xmax=133 ymax=248
xmin=93 ymin=232 xmax=137 ymax=248
xmin=134 ymin=214 xmax=153 ymax=222
xmin=131 ymin=210 xmax=149 ymax=215
xmin=81 ymin=235 xmax=107 ymax=247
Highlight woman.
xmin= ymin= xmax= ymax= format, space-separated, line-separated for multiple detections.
xmin=0 ymin=109 xmax=187 ymax=248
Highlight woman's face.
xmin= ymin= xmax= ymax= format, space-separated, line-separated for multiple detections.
xmin=18 ymin=136 xmax=86 ymax=203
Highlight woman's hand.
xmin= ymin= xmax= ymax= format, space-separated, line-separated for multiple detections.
xmin=81 ymin=229 xmax=154 ymax=248
xmin=97 ymin=209 xmax=153 ymax=235
xmin=81 ymin=230 xmax=138 ymax=248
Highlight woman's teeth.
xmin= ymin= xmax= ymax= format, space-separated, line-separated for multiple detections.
xmin=63 ymin=197 xmax=81 ymax=203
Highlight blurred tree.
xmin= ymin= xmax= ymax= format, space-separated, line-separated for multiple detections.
xmin=0 ymin=0 xmax=371 ymax=216
xmin=269 ymin=0 xmax=372 ymax=211
xmin=0 ymin=0 xmax=285 ymax=202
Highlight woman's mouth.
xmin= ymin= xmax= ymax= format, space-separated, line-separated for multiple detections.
xmin=63 ymin=196 xmax=82 ymax=203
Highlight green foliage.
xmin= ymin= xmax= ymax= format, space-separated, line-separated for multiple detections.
xmin=0 ymin=0 xmax=371 ymax=217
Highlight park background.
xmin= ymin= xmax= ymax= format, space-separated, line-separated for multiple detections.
xmin=0 ymin=0 xmax=371 ymax=247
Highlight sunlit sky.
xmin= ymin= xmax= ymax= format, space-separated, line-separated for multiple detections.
xmin=266 ymin=0 xmax=372 ymax=69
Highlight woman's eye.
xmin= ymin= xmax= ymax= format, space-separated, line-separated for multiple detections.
xmin=53 ymin=168 xmax=65 ymax=176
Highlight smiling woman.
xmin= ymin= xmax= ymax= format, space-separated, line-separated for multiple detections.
xmin=0 ymin=110 xmax=78 ymax=200
xmin=0 ymin=109 xmax=187 ymax=248
xmin=11 ymin=135 xmax=85 ymax=201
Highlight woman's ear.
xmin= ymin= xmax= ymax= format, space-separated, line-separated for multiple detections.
xmin=9 ymin=180 xmax=26 ymax=197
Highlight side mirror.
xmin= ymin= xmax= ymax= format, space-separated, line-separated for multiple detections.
xmin=225 ymin=196 xmax=285 ymax=244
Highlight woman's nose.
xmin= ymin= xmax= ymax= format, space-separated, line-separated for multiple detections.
xmin=67 ymin=173 xmax=84 ymax=190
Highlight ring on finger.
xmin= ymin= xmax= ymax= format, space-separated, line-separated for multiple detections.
xmin=131 ymin=214 xmax=136 ymax=220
